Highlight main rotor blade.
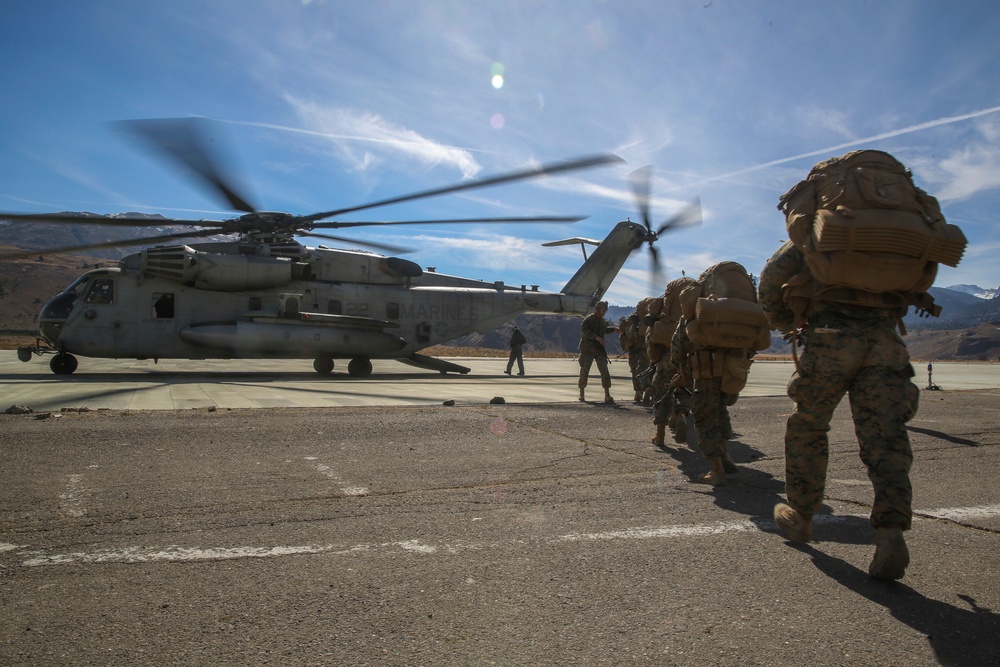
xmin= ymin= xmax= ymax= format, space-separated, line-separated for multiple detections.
xmin=302 ymin=154 xmax=624 ymax=223
xmin=648 ymin=242 xmax=664 ymax=294
xmin=304 ymin=232 xmax=412 ymax=255
xmin=0 ymin=228 xmax=224 ymax=261
xmin=655 ymin=197 xmax=702 ymax=236
xmin=309 ymin=215 xmax=584 ymax=230
xmin=113 ymin=118 xmax=258 ymax=214
xmin=0 ymin=211 xmax=225 ymax=228
xmin=628 ymin=165 xmax=653 ymax=231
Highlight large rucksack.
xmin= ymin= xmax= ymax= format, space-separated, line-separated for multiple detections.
xmin=635 ymin=297 xmax=655 ymax=340
xmin=680 ymin=262 xmax=771 ymax=352
xmin=778 ymin=150 xmax=965 ymax=314
xmin=648 ymin=276 xmax=696 ymax=346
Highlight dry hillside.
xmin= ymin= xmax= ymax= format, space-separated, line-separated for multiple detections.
xmin=0 ymin=246 xmax=116 ymax=346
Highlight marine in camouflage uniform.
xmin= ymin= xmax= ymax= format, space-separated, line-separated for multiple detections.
xmin=578 ymin=301 xmax=618 ymax=403
xmin=760 ymin=240 xmax=918 ymax=580
xmin=648 ymin=278 xmax=697 ymax=447
xmin=623 ymin=313 xmax=646 ymax=403
xmin=670 ymin=318 xmax=741 ymax=482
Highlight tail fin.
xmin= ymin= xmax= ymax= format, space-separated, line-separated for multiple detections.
xmin=560 ymin=220 xmax=648 ymax=304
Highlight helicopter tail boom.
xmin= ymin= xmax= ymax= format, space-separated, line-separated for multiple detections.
xmin=557 ymin=220 xmax=649 ymax=308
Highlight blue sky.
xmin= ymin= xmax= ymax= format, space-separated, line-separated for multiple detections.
xmin=2 ymin=0 xmax=999 ymax=305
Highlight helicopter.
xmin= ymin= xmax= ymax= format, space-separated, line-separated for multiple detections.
xmin=1 ymin=118 xmax=699 ymax=377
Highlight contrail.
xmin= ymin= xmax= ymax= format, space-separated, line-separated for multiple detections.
xmin=692 ymin=103 xmax=1000 ymax=187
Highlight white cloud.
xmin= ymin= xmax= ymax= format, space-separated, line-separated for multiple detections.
xmin=933 ymin=147 xmax=1000 ymax=201
xmin=265 ymin=100 xmax=484 ymax=179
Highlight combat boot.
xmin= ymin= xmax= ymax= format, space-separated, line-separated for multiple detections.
xmin=696 ymin=457 xmax=727 ymax=486
xmin=773 ymin=503 xmax=812 ymax=543
xmin=672 ymin=412 xmax=687 ymax=444
xmin=603 ymin=391 xmax=615 ymax=404
xmin=633 ymin=390 xmax=643 ymax=404
xmin=869 ymin=526 xmax=909 ymax=581
xmin=579 ymin=388 xmax=586 ymax=402
xmin=652 ymin=424 xmax=666 ymax=448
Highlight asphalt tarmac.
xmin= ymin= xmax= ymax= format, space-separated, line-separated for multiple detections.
xmin=2 ymin=351 xmax=999 ymax=410
xmin=1 ymin=353 xmax=999 ymax=665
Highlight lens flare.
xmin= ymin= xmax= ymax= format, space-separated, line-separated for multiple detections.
xmin=490 ymin=113 xmax=505 ymax=129
xmin=491 ymin=62 xmax=505 ymax=89
xmin=490 ymin=417 xmax=509 ymax=436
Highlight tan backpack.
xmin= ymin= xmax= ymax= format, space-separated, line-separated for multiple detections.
xmin=778 ymin=150 xmax=965 ymax=312
xmin=635 ymin=297 xmax=655 ymax=339
xmin=648 ymin=277 xmax=695 ymax=346
xmin=681 ymin=262 xmax=771 ymax=351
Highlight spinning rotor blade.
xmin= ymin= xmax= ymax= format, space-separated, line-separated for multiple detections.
xmin=628 ymin=165 xmax=663 ymax=290
xmin=655 ymin=197 xmax=702 ymax=236
xmin=628 ymin=165 xmax=653 ymax=232
xmin=302 ymin=154 xmax=624 ymax=223
xmin=114 ymin=118 xmax=258 ymax=214
xmin=310 ymin=215 xmax=584 ymax=230
xmin=0 ymin=228 xmax=224 ymax=261
xmin=0 ymin=211 xmax=225 ymax=228
xmin=2 ymin=118 xmax=620 ymax=260
xmin=305 ymin=232 xmax=412 ymax=256
xmin=626 ymin=165 xmax=702 ymax=292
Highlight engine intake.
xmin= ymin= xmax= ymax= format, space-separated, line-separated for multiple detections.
xmin=141 ymin=245 xmax=298 ymax=291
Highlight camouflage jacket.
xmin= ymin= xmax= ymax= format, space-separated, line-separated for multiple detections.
xmin=579 ymin=313 xmax=616 ymax=356
xmin=758 ymin=240 xmax=901 ymax=333
xmin=669 ymin=318 xmax=690 ymax=372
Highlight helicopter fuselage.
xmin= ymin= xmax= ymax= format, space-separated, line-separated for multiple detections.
xmin=31 ymin=220 xmax=649 ymax=376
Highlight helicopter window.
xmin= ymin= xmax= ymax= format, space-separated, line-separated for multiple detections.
xmin=328 ymin=300 xmax=342 ymax=315
xmin=152 ymin=293 xmax=175 ymax=319
xmin=83 ymin=278 xmax=115 ymax=305
xmin=249 ymin=296 xmax=262 ymax=311
xmin=386 ymin=303 xmax=400 ymax=320
xmin=66 ymin=274 xmax=91 ymax=295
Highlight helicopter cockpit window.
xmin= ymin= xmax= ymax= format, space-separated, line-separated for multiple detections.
xmin=83 ymin=278 xmax=115 ymax=305
xmin=152 ymin=293 xmax=175 ymax=318
xmin=386 ymin=303 xmax=400 ymax=320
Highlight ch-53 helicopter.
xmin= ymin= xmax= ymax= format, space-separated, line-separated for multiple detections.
xmin=1 ymin=118 xmax=699 ymax=377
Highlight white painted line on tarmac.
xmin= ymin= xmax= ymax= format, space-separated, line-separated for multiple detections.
xmin=920 ymin=504 xmax=1000 ymax=521
xmin=10 ymin=504 xmax=999 ymax=568
xmin=304 ymin=456 xmax=369 ymax=496
xmin=57 ymin=474 xmax=90 ymax=518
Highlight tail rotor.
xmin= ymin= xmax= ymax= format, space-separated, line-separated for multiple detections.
xmin=628 ymin=166 xmax=701 ymax=292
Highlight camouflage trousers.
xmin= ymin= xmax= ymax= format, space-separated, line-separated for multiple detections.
xmin=690 ymin=376 xmax=734 ymax=459
xmin=652 ymin=357 xmax=691 ymax=426
xmin=784 ymin=319 xmax=918 ymax=529
xmin=628 ymin=349 xmax=651 ymax=393
xmin=578 ymin=352 xmax=611 ymax=390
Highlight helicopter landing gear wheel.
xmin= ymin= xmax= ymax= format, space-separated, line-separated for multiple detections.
xmin=50 ymin=352 xmax=78 ymax=375
xmin=313 ymin=355 xmax=335 ymax=374
xmin=347 ymin=357 xmax=372 ymax=378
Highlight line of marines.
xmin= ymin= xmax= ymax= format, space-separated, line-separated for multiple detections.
xmin=580 ymin=150 xmax=959 ymax=582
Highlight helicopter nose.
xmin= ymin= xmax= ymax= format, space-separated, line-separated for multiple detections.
xmin=39 ymin=321 xmax=63 ymax=346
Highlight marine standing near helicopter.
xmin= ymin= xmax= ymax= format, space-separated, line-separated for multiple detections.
xmin=622 ymin=312 xmax=645 ymax=402
xmin=578 ymin=301 xmax=618 ymax=403
xmin=505 ymin=326 xmax=527 ymax=376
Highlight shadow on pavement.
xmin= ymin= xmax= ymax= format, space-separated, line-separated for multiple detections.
xmin=802 ymin=543 xmax=1000 ymax=666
